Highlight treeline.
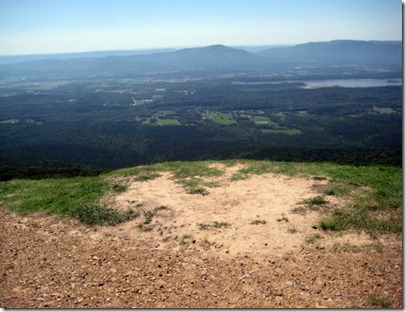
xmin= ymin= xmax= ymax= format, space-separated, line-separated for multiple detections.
xmin=0 ymin=147 xmax=401 ymax=182
xmin=0 ymin=165 xmax=111 ymax=181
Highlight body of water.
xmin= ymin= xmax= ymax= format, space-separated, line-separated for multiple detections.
xmin=300 ymin=78 xmax=402 ymax=89
xmin=233 ymin=78 xmax=402 ymax=88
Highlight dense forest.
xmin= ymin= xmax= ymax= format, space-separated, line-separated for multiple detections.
xmin=0 ymin=41 xmax=402 ymax=176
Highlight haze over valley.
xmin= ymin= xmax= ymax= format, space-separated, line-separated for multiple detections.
xmin=0 ymin=39 xmax=402 ymax=169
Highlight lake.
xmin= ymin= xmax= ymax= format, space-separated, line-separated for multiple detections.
xmin=300 ymin=78 xmax=402 ymax=89
xmin=232 ymin=78 xmax=402 ymax=88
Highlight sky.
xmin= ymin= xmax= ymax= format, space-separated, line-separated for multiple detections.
xmin=0 ymin=0 xmax=402 ymax=55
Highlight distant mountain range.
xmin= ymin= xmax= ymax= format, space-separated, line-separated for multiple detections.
xmin=258 ymin=40 xmax=401 ymax=68
xmin=0 ymin=40 xmax=401 ymax=78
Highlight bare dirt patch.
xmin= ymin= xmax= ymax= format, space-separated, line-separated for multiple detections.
xmin=0 ymin=163 xmax=402 ymax=308
xmin=105 ymin=163 xmax=371 ymax=256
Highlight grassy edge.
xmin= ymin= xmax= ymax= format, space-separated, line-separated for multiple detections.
xmin=0 ymin=160 xmax=402 ymax=235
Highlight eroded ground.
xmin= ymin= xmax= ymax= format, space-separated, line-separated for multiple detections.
xmin=0 ymin=163 xmax=402 ymax=308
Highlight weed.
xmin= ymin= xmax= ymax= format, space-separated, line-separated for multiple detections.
xmin=200 ymin=239 xmax=215 ymax=249
xmin=134 ymin=172 xmax=161 ymax=182
xmin=369 ymin=296 xmax=391 ymax=308
xmin=369 ymin=242 xmax=383 ymax=253
xmin=137 ymin=223 xmax=153 ymax=232
xmin=276 ymin=215 xmax=289 ymax=222
xmin=313 ymin=176 xmax=328 ymax=181
xmin=332 ymin=242 xmax=363 ymax=253
xmin=251 ymin=219 xmax=267 ymax=225
xmin=70 ymin=204 xmax=138 ymax=226
xmin=291 ymin=206 xmax=307 ymax=215
xmin=213 ymin=221 xmax=231 ymax=228
xmin=162 ymin=236 xmax=171 ymax=243
xmin=111 ymin=183 xmax=127 ymax=193
xmin=319 ymin=219 xmax=343 ymax=231
xmin=198 ymin=223 xmax=211 ymax=230
xmin=180 ymin=234 xmax=192 ymax=245
xmin=287 ymin=226 xmax=297 ymax=233
xmin=305 ymin=196 xmax=328 ymax=206
xmin=305 ymin=233 xmax=322 ymax=244
xmin=186 ymin=187 xmax=209 ymax=196
xmin=198 ymin=221 xmax=231 ymax=230
xmin=143 ymin=210 xmax=155 ymax=224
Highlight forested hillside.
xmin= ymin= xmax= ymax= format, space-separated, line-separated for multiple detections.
xmin=0 ymin=40 xmax=402 ymax=171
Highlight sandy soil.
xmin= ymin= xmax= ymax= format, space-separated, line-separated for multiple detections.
xmin=0 ymin=163 xmax=402 ymax=308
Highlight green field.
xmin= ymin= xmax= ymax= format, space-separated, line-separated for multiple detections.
xmin=203 ymin=111 xmax=237 ymax=125
xmin=143 ymin=118 xmax=181 ymax=126
xmin=249 ymin=115 xmax=301 ymax=135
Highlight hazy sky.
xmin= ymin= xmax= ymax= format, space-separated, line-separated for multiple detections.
xmin=0 ymin=0 xmax=402 ymax=55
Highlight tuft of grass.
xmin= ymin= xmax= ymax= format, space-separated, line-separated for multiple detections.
xmin=137 ymin=223 xmax=153 ymax=232
xmin=111 ymin=183 xmax=127 ymax=193
xmin=332 ymin=242 xmax=363 ymax=253
xmin=180 ymin=234 xmax=192 ymax=245
xmin=369 ymin=296 xmax=391 ymax=308
xmin=134 ymin=172 xmax=161 ymax=182
xmin=287 ymin=226 xmax=297 ymax=233
xmin=291 ymin=206 xmax=307 ymax=215
xmin=162 ymin=236 xmax=171 ymax=243
xmin=276 ymin=215 xmax=289 ymax=222
xmin=70 ymin=204 xmax=138 ymax=226
xmin=304 ymin=196 xmax=328 ymax=206
xmin=319 ymin=219 xmax=343 ymax=231
xmin=198 ymin=221 xmax=231 ymax=230
xmin=251 ymin=219 xmax=267 ymax=225
xmin=186 ymin=187 xmax=209 ymax=196
xmin=305 ymin=233 xmax=323 ymax=244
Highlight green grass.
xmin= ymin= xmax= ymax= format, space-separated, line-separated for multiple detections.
xmin=198 ymin=221 xmax=231 ymax=230
xmin=0 ymin=159 xmax=401 ymax=236
xmin=0 ymin=177 xmax=138 ymax=225
xmin=369 ymin=296 xmax=391 ymax=308
xmin=249 ymin=115 xmax=301 ymax=135
xmin=305 ymin=233 xmax=323 ymax=244
xmin=203 ymin=111 xmax=237 ymax=125
xmin=0 ymin=177 xmax=107 ymax=216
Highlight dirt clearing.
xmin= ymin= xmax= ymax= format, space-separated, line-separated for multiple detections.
xmin=0 ymin=163 xmax=402 ymax=308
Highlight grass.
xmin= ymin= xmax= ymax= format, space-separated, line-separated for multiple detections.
xmin=0 ymin=177 xmax=108 ymax=216
xmin=198 ymin=221 xmax=231 ymax=230
xmin=249 ymin=115 xmax=301 ymax=135
xmin=332 ymin=242 xmax=363 ymax=253
xmin=133 ymin=172 xmax=161 ymax=182
xmin=180 ymin=234 xmax=192 ymax=245
xmin=303 ymin=196 xmax=329 ymax=209
xmin=71 ymin=204 xmax=138 ymax=226
xmin=203 ymin=111 xmax=237 ymax=125
xmin=368 ymin=296 xmax=391 ymax=308
xmin=305 ymin=233 xmax=323 ymax=244
xmin=0 ymin=159 xmax=401 ymax=236
xmin=251 ymin=219 xmax=267 ymax=225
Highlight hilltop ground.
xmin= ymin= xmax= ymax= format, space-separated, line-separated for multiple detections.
xmin=0 ymin=162 xmax=402 ymax=308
